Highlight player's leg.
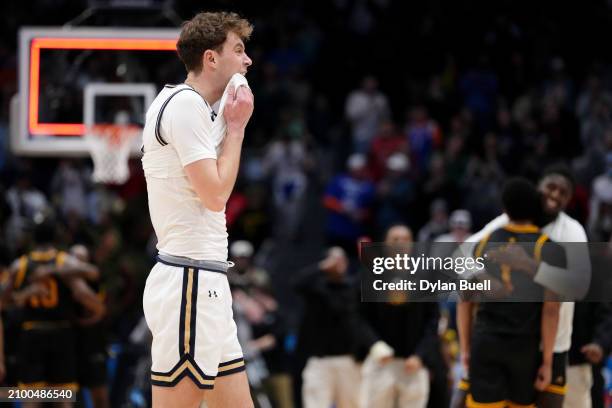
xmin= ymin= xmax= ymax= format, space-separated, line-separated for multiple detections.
xmin=152 ymin=377 xmax=206 ymax=408
xmin=89 ymin=385 xmax=111 ymax=408
xmin=537 ymin=352 xmax=568 ymax=408
xmin=46 ymin=327 xmax=79 ymax=408
xmin=76 ymin=325 xmax=110 ymax=408
xmin=467 ymin=333 xmax=508 ymax=407
xmin=146 ymin=263 xmax=212 ymax=408
xmin=202 ymin=370 xmax=253 ymax=408
xmin=359 ymin=356 xmax=395 ymax=408
xmin=506 ymin=336 xmax=540 ymax=408
xmin=17 ymin=328 xmax=47 ymax=408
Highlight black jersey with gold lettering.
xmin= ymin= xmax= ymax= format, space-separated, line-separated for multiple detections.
xmin=13 ymin=249 xmax=76 ymax=323
xmin=472 ymin=224 xmax=566 ymax=337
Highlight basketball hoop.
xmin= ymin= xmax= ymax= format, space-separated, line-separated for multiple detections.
xmin=85 ymin=124 xmax=140 ymax=184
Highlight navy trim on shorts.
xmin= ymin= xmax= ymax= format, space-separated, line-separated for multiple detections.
xmin=178 ymin=268 xmax=188 ymax=357
xmin=216 ymin=357 xmax=246 ymax=377
xmin=189 ymin=268 xmax=199 ymax=355
xmin=151 ymin=355 xmax=215 ymax=389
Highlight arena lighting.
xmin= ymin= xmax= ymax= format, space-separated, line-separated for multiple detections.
xmin=28 ymin=37 xmax=177 ymax=136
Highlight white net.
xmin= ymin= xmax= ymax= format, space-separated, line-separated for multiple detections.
xmin=85 ymin=125 xmax=140 ymax=184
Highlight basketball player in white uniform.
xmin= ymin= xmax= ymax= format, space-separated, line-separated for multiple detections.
xmin=141 ymin=11 xmax=255 ymax=408
xmin=457 ymin=166 xmax=590 ymax=408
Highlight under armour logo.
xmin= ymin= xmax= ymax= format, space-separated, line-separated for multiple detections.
xmin=208 ymin=290 xmax=218 ymax=298
xmin=210 ymin=111 xmax=217 ymax=122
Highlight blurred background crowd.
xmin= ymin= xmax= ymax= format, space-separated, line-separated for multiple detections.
xmin=0 ymin=0 xmax=612 ymax=407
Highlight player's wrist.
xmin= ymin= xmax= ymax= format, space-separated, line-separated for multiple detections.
xmin=226 ymin=129 xmax=245 ymax=140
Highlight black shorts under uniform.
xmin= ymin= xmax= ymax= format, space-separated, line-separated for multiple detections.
xmin=18 ymin=324 xmax=77 ymax=387
xmin=469 ymin=332 xmax=540 ymax=406
xmin=76 ymin=324 xmax=108 ymax=388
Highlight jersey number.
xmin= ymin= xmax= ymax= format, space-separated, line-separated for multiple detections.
xmin=29 ymin=277 xmax=58 ymax=308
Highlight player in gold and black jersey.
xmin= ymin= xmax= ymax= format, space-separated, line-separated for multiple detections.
xmin=1 ymin=220 xmax=104 ymax=407
xmin=458 ymin=178 xmax=566 ymax=408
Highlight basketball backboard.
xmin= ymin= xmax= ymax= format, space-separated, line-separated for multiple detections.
xmin=12 ymin=27 xmax=181 ymax=156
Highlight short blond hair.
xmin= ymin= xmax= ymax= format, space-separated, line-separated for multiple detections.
xmin=177 ymin=11 xmax=253 ymax=73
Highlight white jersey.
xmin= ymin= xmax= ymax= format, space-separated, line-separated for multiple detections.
xmin=141 ymin=84 xmax=227 ymax=261
xmin=464 ymin=212 xmax=590 ymax=352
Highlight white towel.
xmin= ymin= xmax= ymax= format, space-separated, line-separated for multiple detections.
xmin=211 ymin=73 xmax=250 ymax=154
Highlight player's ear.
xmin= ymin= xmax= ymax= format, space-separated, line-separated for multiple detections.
xmin=203 ymin=49 xmax=216 ymax=70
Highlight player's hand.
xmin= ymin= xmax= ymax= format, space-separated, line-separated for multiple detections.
xmin=581 ymin=343 xmax=604 ymax=364
xmin=224 ymin=85 xmax=254 ymax=135
xmin=486 ymin=244 xmax=536 ymax=275
xmin=367 ymin=340 xmax=394 ymax=365
xmin=534 ymin=363 xmax=552 ymax=391
xmin=404 ymin=355 xmax=423 ymax=373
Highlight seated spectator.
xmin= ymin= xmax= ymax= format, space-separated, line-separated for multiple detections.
xmin=323 ymin=154 xmax=375 ymax=254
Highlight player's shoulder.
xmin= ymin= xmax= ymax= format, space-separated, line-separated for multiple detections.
xmin=557 ymin=212 xmax=588 ymax=240
xmin=466 ymin=213 xmax=509 ymax=243
xmin=168 ymin=86 xmax=207 ymax=107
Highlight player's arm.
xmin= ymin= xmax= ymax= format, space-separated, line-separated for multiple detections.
xmin=33 ymin=254 xmax=99 ymax=282
xmin=534 ymin=226 xmax=590 ymax=300
xmin=184 ymin=85 xmax=254 ymax=212
xmin=457 ymin=299 xmax=474 ymax=374
xmin=64 ymin=277 xmax=105 ymax=321
xmin=2 ymin=258 xmax=49 ymax=307
xmin=0 ymin=260 xmax=20 ymax=306
xmin=11 ymin=282 xmax=49 ymax=307
xmin=535 ymin=292 xmax=560 ymax=391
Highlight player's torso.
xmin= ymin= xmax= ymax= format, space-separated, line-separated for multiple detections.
xmin=141 ymin=85 xmax=228 ymax=261
xmin=15 ymin=250 xmax=76 ymax=324
xmin=475 ymin=226 xmax=547 ymax=337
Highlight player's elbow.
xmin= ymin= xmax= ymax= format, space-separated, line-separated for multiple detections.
xmin=202 ymin=195 xmax=227 ymax=212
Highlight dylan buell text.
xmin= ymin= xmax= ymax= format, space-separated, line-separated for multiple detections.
xmin=372 ymin=279 xmax=491 ymax=292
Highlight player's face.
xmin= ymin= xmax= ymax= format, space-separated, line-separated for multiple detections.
xmin=538 ymin=175 xmax=572 ymax=216
xmin=216 ymin=31 xmax=252 ymax=84
xmin=385 ymin=226 xmax=413 ymax=244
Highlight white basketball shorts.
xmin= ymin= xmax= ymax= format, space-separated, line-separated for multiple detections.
xmin=143 ymin=255 xmax=245 ymax=389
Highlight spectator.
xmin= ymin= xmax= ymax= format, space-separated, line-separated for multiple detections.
xmin=295 ymin=247 xmax=365 ymax=408
xmin=345 ymin=76 xmax=390 ymax=153
xmin=404 ymin=105 xmax=442 ymax=175
xmin=588 ymin=153 xmax=612 ymax=241
xmin=263 ymin=130 xmax=311 ymax=240
xmin=459 ymin=57 xmax=499 ymax=130
xmin=368 ymin=120 xmax=408 ymax=181
xmin=5 ymin=172 xmax=50 ymax=252
xmin=360 ymin=225 xmax=440 ymax=408
xmin=434 ymin=210 xmax=472 ymax=243
xmin=50 ymin=160 xmax=89 ymax=219
xmin=375 ymin=153 xmax=416 ymax=232
xmin=323 ymin=154 xmax=376 ymax=254
xmin=418 ymin=199 xmax=449 ymax=242
xmin=566 ymin=303 xmax=612 ymax=408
